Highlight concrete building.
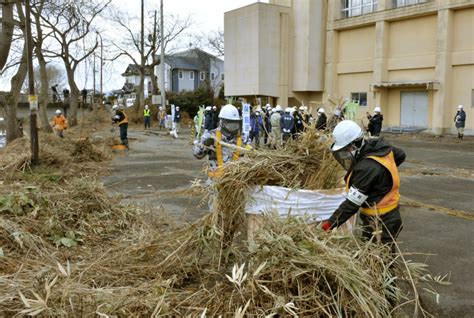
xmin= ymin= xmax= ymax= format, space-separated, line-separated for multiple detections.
xmin=224 ymin=0 xmax=473 ymax=135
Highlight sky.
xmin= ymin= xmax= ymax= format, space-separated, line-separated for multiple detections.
xmin=0 ymin=0 xmax=268 ymax=93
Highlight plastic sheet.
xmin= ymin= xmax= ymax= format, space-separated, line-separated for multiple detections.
xmin=245 ymin=185 xmax=346 ymax=222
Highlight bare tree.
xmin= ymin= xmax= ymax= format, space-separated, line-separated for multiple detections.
xmin=206 ymin=29 xmax=224 ymax=57
xmin=40 ymin=0 xmax=110 ymax=126
xmin=0 ymin=0 xmax=16 ymax=71
xmin=0 ymin=1 xmax=26 ymax=144
xmin=108 ymin=5 xmax=191 ymax=110
xmin=31 ymin=0 xmax=53 ymax=132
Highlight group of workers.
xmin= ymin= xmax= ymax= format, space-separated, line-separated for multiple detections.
xmin=197 ymin=103 xmax=385 ymax=150
xmin=193 ymin=103 xmax=403 ymax=249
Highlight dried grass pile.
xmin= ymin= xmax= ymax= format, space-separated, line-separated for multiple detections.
xmin=0 ymin=128 xmax=436 ymax=317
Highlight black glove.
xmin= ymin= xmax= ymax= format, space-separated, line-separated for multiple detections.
xmin=203 ymin=138 xmax=214 ymax=147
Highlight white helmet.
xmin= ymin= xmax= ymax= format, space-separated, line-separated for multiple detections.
xmin=112 ymin=105 xmax=119 ymax=111
xmin=265 ymin=103 xmax=271 ymax=109
xmin=458 ymin=105 xmax=464 ymax=110
xmin=275 ymin=105 xmax=282 ymax=112
xmin=284 ymin=107 xmax=292 ymax=113
xmin=374 ymin=106 xmax=381 ymax=113
xmin=159 ymin=106 xmax=163 ymax=110
xmin=212 ymin=105 xmax=217 ymax=110
xmin=205 ymin=106 xmax=212 ymax=111
xmin=317 ymin=107 xmax=325 ymax=114
xmin=331 ymin=120 xmax=363 ymax=152
xmin=176 ymin=106 xmax=180 ymax=111
xmin=299 ymin=106 xmax=305 ymax=111
xmin=145 ymin=105 xmax=149 ymax=109
xmin=55 ymin=109 xmax=62 ymax=115
xmin=219 ymin=104 xmax=240 ymax=120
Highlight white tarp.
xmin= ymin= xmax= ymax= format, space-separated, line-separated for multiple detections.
xmin=245 ymin=186 xmax=346 ymax=222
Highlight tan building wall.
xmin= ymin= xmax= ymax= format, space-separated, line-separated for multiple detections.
xmin=225 ymin=0 xmax=473 ymax=134
xmin=325 ymin=0 xmax=474 ymax=135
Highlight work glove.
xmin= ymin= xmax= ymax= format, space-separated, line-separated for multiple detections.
xmin=203 ymin=138 xmax=214 ymax=147
xmin=321 ymin=220 xmax=332 ymax=232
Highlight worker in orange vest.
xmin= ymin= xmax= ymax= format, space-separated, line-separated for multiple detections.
xmin=322 ymin=120 xmax=406 ymax=249
xmin=112 ymin=105 xmax=129 ymax=149
xmin=51 ymin=109 xmax=68 ymax=138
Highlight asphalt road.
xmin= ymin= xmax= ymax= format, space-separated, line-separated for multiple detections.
xmin=103 ymin=128 xmax=474 ymax=317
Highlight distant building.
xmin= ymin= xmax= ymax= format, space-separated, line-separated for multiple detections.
xmin=225 ymin=0 xmax=474 ymax=135
xmin=155 ymin=48 xmax=224 ymax=96
xmin=120 ymin=64 xmax=154 ymax=97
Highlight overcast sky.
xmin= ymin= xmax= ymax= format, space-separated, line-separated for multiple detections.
xmin=0 ymin=0 xmax=268 ymax=93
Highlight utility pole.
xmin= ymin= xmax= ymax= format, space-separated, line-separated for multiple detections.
xmin=93 ymin=52 xmax=96 ymax=110
xmin=140 ymin=0 xmax=145 ymax=108
xmin=160 ymin=0 xmax=166 ymax=111
xmin=99 ymin=33 xmax=103 ymax=107
xmin=25 ymin=0 xmax=39 ymax=165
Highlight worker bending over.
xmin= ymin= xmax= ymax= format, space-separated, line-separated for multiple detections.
xmin=112 ymin=105 xmax=129 ymax=149
xmin=193 ymin=104 xmax=243 ymax=178
xmin=51 ymin=109 xmax=68 ymax=138
xmin=322 ymin=120 xmax=406 ymax=248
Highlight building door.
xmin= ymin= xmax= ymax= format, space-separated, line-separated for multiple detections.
xmin=400 ymin=91 xmax=428 ymax=127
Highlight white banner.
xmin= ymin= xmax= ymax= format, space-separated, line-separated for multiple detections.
xmin=242 ymin=103 xmax=251 ymax=141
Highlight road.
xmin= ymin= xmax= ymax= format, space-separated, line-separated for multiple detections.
xmin=103 ymin=128 xmax=474 ymax=317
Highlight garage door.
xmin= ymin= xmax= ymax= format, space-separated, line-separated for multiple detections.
xmin=400 ymin=91 xmax=428 ymax=127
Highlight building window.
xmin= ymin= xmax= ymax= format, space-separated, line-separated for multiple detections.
xmin=351 ymin=92 xmax=368 ymax=106
xmin=341 ymin=0 xmax=378 ymax=18
xmin=211 ymin=72 xmax=215 ymax=81
xmin=471 ymin=89 xmax=474 ymax=108
xmin=221 ymin=74 xmax=224 ymax=81
xmin=393 ymin=0 xmax=428 ymax=8
xmin=178 ymin=70 xmax=183 ymax=79
xmin=200 ymin=71 xmax=205 ymax=81
xmin=189 ymin=71 xmax=194 ymax=80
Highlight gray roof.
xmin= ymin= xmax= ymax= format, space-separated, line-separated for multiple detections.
xmin=166 ymin=56 xmax=201 ymax=71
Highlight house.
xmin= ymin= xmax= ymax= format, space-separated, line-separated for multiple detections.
xmin=155 ymin=48 xmax=224 ymax=96
xmin=121 ymin=64 xmax=154 ymax=97
xmin=224 ymin=0 xmax=473 ymax=135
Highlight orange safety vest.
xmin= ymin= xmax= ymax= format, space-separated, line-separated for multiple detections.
xmin=208 ymin=129 xmax=242 ymax=178
xmin=346 ymin=151 xmax=400 ymax=216
xmin=117 ymin=110 xmax=128 ymax=125
xmin=52 ymin=115 xmax=68 ymax=130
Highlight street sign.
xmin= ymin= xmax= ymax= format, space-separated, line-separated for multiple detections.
xmin=29 ymin=95 xmax=38 ymax=111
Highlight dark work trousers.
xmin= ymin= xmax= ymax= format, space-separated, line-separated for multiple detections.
xmin=144 ymin=117 xmax=151 ymax=129
xmin=249 ymin=131 xmax=260 ymax=148
xmin=119 ymin=123 xmax=128 ymax=146
xmin=360 ymin=208 xmax=403 ymax=252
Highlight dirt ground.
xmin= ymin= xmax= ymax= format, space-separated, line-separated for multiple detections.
xmin=102 ymin=127 xmax=474 ymax=317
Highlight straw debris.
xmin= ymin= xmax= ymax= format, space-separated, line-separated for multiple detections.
xmin=0 ymin=126 xmax=436 ymax=317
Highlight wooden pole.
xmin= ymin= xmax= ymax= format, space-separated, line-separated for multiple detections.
xmin=25 ymin=0 xmax=39 ymax=165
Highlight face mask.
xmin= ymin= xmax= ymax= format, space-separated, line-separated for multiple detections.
xmin=221 ymin=120 xmax=241 ymax=137
xmin=332 ymin=148 xmax=355 ymax=171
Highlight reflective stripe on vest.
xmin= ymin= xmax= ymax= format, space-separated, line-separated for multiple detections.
xmin=144 ymin=109 xmax=151 ymax=117
xmin=208 ymin=129 xmax=242 ymax=178
xmin=346 ymin=151 xmax=400 ymax=216
xmin=117 ymin=111 xmax=128 ymax=125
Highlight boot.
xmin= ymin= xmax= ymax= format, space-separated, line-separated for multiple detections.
xmin=458 ymin=133 xmax=461 ymax=140
xmin=122 ymin=138 xmax=129 ymax=149
xmin=461 ymin=134 xmax=464 ymax=140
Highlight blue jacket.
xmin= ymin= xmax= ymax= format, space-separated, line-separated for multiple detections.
xmin=250 ymin=114 xmax=263 ymax=133
xmin=280 ymin=113 xmax=294 ymax=133
xmin=454 ymin=110 xmax=466 ymax=128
